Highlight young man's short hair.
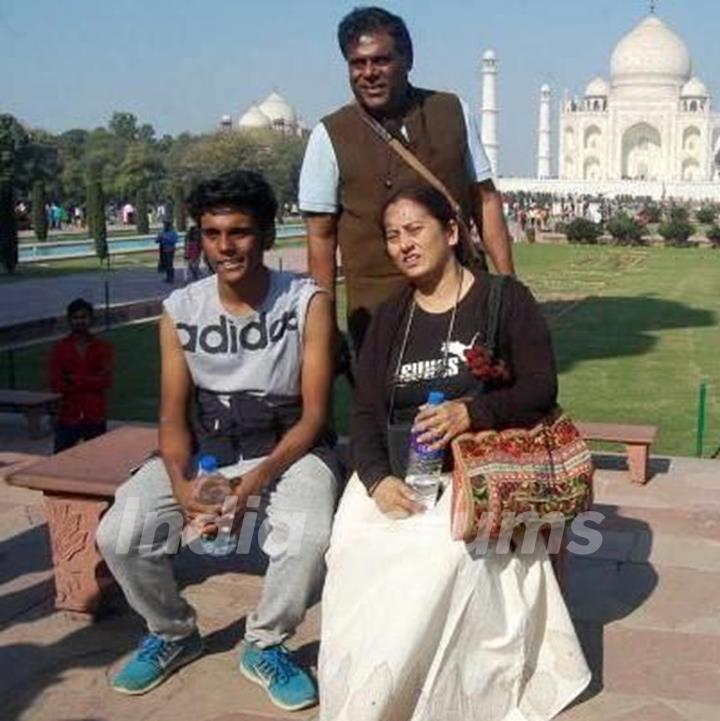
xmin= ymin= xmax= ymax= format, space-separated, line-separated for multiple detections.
xmin=66 ymin=297 xmax=94 ymax=317
xmin=186 ymin=170 xmax=278 ymax=234
xmin=337 ymin=6 xmax=413 ymax=64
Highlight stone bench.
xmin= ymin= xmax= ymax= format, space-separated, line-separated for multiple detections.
xmin=5 ymin=424 xmax=576 ymax=616
xmin=0 ymin=389 xmax=61 ymax=438
xmin=576 ymin=420 xmax=659 ymax=484
xmin=6 ymin=425 xmax=158 ymax=615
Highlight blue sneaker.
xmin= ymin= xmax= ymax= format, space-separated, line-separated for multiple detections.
xmin=239 ymin=642 xmax=317 ymax=711
xmin=112 ymin=630 xmax=203 ymax=695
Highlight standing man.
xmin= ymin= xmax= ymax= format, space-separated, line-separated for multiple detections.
xmin=156 ymin=219 xmax=180 ymax=283
xmin=48 ymin=298 xmax=114 ymax=453
xmin=299 ymin=6 xmax=515 ymax=351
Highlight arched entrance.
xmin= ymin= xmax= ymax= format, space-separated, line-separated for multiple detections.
xmin=622 ymin=123 xmax=662 ymax=180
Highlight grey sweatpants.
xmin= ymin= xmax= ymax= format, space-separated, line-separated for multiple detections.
xmin=96 ymin=452 xmax=339 ymax=646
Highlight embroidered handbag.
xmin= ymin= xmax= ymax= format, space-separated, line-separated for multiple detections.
xmin=450 ymin=277 xmax=594 ymax=541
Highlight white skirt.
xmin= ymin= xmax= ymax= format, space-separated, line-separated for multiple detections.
xmin=318 ymin=474 xmax=591 ymax=721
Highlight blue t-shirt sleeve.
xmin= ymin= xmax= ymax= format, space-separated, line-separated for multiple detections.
xmin=460 ymin=98 xmax=493 ymax=183
xmin=298 ymin=123 xmax=340 ymax=214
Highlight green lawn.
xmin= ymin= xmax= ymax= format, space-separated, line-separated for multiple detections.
xmin=1 ymin=244 xmax=718 ymax=456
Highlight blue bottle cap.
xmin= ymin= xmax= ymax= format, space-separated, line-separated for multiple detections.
xmin=198 ymin=454 xmax=219 ymax=473
xmin=427 ymin=390 xmax=446 ymax=406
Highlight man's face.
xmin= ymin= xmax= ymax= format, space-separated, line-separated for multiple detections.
xmin=200 ymin=209 xmax=272 ymax=285
xmin=346 ymin=30 xmax=410 ymax=116
xmin=68 ymin=309 xmax=92 ymax=335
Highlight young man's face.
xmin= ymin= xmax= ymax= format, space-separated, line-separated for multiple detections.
xmin=200 ymin=209 xmax=272 ymax=285
xmin=68 ymin=309 xmax=92 ymax=335
xmin=346 ymin=30 xmax=411 ymax=117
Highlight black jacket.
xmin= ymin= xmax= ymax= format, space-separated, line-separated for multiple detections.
xmin=350 ymin=270 xmax=558 ymax=492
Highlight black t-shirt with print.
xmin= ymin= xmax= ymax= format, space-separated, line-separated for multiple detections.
xmin=387 ymin=280 xmax=484 ymax=424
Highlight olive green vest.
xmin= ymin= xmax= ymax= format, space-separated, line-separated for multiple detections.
xmin=323 ymin=88 xmax=474 ymax=347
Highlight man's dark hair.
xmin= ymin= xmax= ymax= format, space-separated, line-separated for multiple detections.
xmin=337 ymin=6 xmax=413 ymax=64
xmin=186 ymin=170 xmax=278 ymax=233
xmin=66 ymin=297 xmax=94 ymax=317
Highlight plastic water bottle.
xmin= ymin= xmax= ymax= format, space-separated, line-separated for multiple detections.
xmin=405 ymin=390 xmax=446 ymax=509
xmin=193 ymin=454 xmax=236 ymax=554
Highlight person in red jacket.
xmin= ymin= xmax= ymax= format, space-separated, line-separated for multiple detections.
xmin=48 ymin=298 xmax=114 ymax=453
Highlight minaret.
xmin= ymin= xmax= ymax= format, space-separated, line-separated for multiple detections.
xmin=481 ymin=49 xmax=499 ymax=176
xmin=537 ymin=84 xmax=552 ymax=179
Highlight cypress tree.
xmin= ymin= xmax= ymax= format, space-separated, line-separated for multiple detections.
xmin=88 ymin=180 xmax=108 ymax=261
xmin=135 ymin=187 xmax=150 ymax=234
xmin=173 ymin=182 xmax=187 ymax=232
xmin=32 ymin=181 xmax=48 ymax=241
xmin=0 ymin=181 xmax=18 ymax=273
xmin=85 ymin=180 xmax=98 ymax=240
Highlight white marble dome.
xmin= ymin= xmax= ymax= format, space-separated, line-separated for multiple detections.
xmin=258 ymin=92 xmax=297 ymax=126
xmin=585 ymin=76 xmax=609 ymax=97
xmin=611 ymin=16 xmax=691 ymax=89
xmin=681 ymin=76 xmax=709 ymax=97
xmin=238 ymin=105 xmax=272 ymax=129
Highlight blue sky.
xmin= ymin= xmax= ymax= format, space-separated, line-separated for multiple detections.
xmin=2 ymin=0 xmax=719 ymax=176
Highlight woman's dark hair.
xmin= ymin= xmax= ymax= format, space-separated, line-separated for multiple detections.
xmin=337 ymin=6 xmax=413 ymax=65
xmin=186 ymin=170 xmax=277 ymax=234
xmin=382 ymin=183 xmax=479 ymax=265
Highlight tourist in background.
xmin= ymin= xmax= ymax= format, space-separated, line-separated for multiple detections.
xmin=156 ymin=220 xmax=179 ymax=283
xmin=184 ymin=224 xmax=202 ymax=282
xmin=48 ymin=298 xmax=114 ymax=453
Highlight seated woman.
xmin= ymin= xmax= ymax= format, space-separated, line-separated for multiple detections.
xmin=318 ymin=184 xmax=590 ymax=721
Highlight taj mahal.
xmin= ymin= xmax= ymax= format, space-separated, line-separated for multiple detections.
xmin=498 ymin=10 xmax=720 ymax=199
xmin=219 ymin=91 xmax=305 ymax=137
xmin=219 ymin=11 xmax=719 ymax=200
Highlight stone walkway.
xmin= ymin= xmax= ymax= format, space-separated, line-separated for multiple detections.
xmin=0 ymin=412 xmax=719 ymax=720
xmin=0 ymin=246 xmax=308 ymax=328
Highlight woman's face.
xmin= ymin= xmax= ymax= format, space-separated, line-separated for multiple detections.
xmin=384 ymin=198 xmax=457 ymax=281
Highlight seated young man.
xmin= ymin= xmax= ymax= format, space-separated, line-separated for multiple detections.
xmin=97 ymin=170 xmax=339 ymax=711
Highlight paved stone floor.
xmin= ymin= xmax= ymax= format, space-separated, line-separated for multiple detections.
xmin=0 ymin=246 xmax=307 ymax=327
xmin=0 ymin=415 xmax=718 ymax=720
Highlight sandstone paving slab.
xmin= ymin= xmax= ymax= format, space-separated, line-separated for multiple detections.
xmin=602 ymin=625 xmax=720 ymax=705
xmin=2 ymin=596 xmax=322 ymax=721
xmin=600 ymin=565 xmax=720 ymax=634
xmin=558 ymin=691 xmax=653 ymax=720
xmin=1 ymin=452 xmax=718 ymax=720
xmin=594 ymin=464 xmax=720 ymax=511
xmin=607 ymin=701 xmax=698 ymax=720
xmin=564 ymin=558 xmax=657 ymax=624
xmin=638 ymin=533 xmax=720 ymax=572
xmin=593 ymin=503 xmax=720 ymax=542
xmin=662 ymin=699 xmax=720 ymax=721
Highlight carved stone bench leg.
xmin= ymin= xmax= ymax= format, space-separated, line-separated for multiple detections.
xmin=626 ymin=443 xmax=650 ymax=484
xmin=43 ymin=492 xmax=114 ymax=615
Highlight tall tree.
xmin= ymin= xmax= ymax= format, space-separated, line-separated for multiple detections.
xmin=173 ymin=181 xmax=187 ymax=232
xmin=135 ymin=187 xmax=149 ymax=234
xmin=32 ymin=181 xmax=48 ymax=241
xmin=118 ymin=142 xmax=164 ymax=197
xmin=87 ymin=179 xmax=108 ymax=261
xmin=108 ymin=112 xmax=139 ymax=142
xmin=0 ymin=115 xmax=28 ymax=274
xmin=0 ymin=181 xmax=18 ymax=273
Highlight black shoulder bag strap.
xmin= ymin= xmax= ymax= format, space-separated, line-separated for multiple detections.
xmin=355 ymin=105 xmax=482 ymax=266
xmin=484 ymin=274 xmax=507 ymax=358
